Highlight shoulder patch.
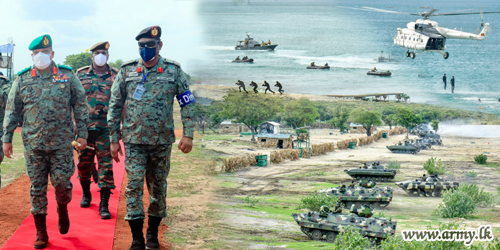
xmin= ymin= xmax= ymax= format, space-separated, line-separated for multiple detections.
xmin=17 ymin=66 xmax=32 ymax=76
xmin=76 ymin=65 xmax=91 ymax=73
xmin=121 ymin=59 xmax=138 ymax=67
xmin=164 ymin=58 xmax=181 ymax=66
xmin=58 ymin=64 xmax=73 ymax=71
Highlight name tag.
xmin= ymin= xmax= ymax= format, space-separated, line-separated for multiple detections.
xmin=125 ymin=77 xmax=141 ymax=82
xmin=157 ymin=76 xmax=169 ymax=81
xmin=128 ymin=72 xmax=139 ymax=77
xmin=176 ymin=90 xmax=196 ymax=107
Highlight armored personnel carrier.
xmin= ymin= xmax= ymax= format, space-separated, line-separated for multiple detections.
xmin=395 ymin=174 xmax=459 ymax=197
xmin=413 ymin=138 xmax=432 ymax=150
xmin=292 ymin=204 xmax=397 ymax=243
xmin=418 ymin=131 xmax=442 ymax=145
xmin=321 ymin=180 xmax=393 ymax=208
xmin=344 ymin=162 xmax=397 ymax=182
xmin=386 ymin=141 xmax=420 ymax=154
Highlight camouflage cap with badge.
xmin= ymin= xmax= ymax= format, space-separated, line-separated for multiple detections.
xmin=90 ymin=41 xmax=110 ymax=52
xmin=29 ymin=34 xmax=52 ymax=50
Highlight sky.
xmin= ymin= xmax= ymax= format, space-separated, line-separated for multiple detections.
xmin=0 ymin=0 xmax=202 ymax=75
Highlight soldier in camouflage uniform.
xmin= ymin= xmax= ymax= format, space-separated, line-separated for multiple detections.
xmin=76 ymin=41 xmax=117 ymax=219
xmin=262 ymin=80 xmax=275 ymax=94
xmin=2 ymin=34 xmax=89 ymax=249
xmin=0 ymin=72 xmax=12 ymax=190
xmin=108 ymin=26 xmax=195 ymax=250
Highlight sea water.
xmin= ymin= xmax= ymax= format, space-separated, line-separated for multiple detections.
xmin=191 ymin=0 xmax=500 ymax=115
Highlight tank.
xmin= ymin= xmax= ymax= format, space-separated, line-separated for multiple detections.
xmin=409 ymin=123 xmax=430 ymax=135
xmin=413 ymin=138 xmax=432 ymax=150
xmin=418 ymin=131 xmax=442 ymax=145
xmin=386 ymin=141 xmax=420 ymax=154
xmin=395 ymin=174 xmax=459 ymax=197
xmin=292 ymin=204 xmax=397 ymax=243
xmin=320 ymin=180 xmax=393 ymax=208
xmin=344 ymin=162 xmax=397 ymax=182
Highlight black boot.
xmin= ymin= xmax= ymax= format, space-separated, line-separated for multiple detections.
xmin=146 ymin=216 xmax=162 ymax=250
xmin=33 ymin=214 xmax=49 ymax=249
xmin=99 ymin=188 xmax=112 ymax=219
xmin=80 ymin=181 xmax=91 ymax=208
xmin=57 ymin=203 xmax=70 ymax=234
xmin=128 ymin=219 xmax=145 ymax=250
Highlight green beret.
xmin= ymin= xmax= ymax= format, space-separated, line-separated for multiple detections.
xmin=90 ymin=41 xmax=110 ymax=52
xmin=135 ymin=26 xmax=161 ymax=41
xmin=29 ymin=34 xmax=52 ymax=50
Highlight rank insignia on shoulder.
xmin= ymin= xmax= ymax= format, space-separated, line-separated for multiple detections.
xmin=53 ymin=73 xmax=69 ymax=83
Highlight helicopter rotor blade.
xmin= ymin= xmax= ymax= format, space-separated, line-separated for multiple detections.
xmin=361 ymin=7 xmax=420 ymax=16
xmin=432 ymin=11 xmax=500 ymax=16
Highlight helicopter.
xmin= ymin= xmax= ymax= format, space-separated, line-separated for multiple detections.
xmin=358 ymin=7 xmax=500 ymax=59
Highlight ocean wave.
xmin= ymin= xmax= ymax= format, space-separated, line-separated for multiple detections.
xmin=202 ymin=46 xmax=235 ymax=51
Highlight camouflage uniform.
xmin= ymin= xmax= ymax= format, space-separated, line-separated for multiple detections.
xmin=0 ymin=75 xmax=12 ymax=189
xmin=108 ymin=56 xmax=195 ymax=220
xmin=2 ymin=63 xmax=89 ymax=214
xmin=76 ymin=65 xmax=117 ymax=189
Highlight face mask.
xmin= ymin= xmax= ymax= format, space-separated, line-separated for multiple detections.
xmin=139 ymin=47 xmax=156 ymax=62
xmin=94 ymin=54 xmax=107 ymax=67
xmin=32 ymin=52 xmax=51 ymax=70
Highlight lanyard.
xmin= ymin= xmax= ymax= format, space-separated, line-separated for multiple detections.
xmin=141 ymin=71 xmax=150 ymax=86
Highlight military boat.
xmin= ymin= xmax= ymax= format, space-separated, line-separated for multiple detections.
xmin=232 ymin=58 xmax=254 ymax=63
xmin=292 ymin=204 xmax=397 ymax=243
xmin=307 ymin=64 xmax=330 ymax=69
xmin=367 ymin=70 xmax=392 ymax=76
xmin=235 ymin=33 xmax=277 ymax=50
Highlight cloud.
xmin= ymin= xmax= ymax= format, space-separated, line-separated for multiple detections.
xmin=0 ymin=0 xmax=203 ymax=74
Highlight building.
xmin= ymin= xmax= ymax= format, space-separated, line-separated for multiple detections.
xmin=259 ymin=121 xmax=280 ymax=134
xmin=220 ymin=120 xmax=249 ymax=133
xmin=256 ymin=133 xmax=293 ymax=149
xmin=350 ymin=123 xmax=376 ymax=134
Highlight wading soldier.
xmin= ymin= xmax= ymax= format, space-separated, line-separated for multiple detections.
xmin=0 ymin=72 xmax=12 ymax=190
xmin=2 ymin=34 xmax=88 ymax=249
xmin=108 ymin=26 xmax=195 ymax=250
xmin=76 ymin=41 xmax=118 ymax=219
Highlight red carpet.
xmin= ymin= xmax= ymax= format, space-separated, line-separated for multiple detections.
xmin=1 ymin=146 xmax=125 ymax=250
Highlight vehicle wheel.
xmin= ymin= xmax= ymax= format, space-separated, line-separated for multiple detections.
xmin=311 ymin=230 xmax=323 ymax=240
xmin=443 ymin=52 xmax=449 ymax=59
xmin=326 ymin=232 xmax=337 ymax=243
xmin=405 ymin=52 xmax=410 ymax=57
xmin=355 ymin=176 xmax=361 ymax=180
xmin=410 ymin=52 xmax=415 ymax=59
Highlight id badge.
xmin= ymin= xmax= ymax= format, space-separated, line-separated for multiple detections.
xmin=132 ymin=85 xmax=145 ymax=100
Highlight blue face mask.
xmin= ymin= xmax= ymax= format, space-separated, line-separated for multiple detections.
xmin=139 ymin=47 xmax=156 ymax=62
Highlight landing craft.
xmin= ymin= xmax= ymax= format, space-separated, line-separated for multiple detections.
xmin=354 ymin=7 xmax=500 ymax=59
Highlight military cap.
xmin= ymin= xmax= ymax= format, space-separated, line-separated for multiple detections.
xmin=135 ymin=26 xmax=161 ymax=41
xmin=29 ymin=34 xmax=52 ymax=50
xmin=90 ymin=41 xmax=110 ymax=52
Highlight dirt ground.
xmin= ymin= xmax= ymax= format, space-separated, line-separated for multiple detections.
xmin=212 ymin=129 xmax=500 ymax=249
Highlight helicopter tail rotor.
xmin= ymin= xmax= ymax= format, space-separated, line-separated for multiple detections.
xmin=474 ymin=7 xmax=485 ymax=34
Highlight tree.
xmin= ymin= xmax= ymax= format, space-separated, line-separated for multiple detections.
xmin=316 ymin=102 xmax=334 ymax=121
xmin=192 ymin=103 xmax=210 ymax=134
xmin=284 ymin=98 xmax=319 ymax=129
xmin=382 ymin=107 xmax=398 ymax=130
xmin=396 ymin=107 xmax=423 ymax=137
xmin=64 ymin=52 xmax=92 ymax=71
xmin=431 ymin=120 xmax=439 ymax=133
xmin=350 ymin=108 xmax=383 ymax=136
xmin=108 ymin=59 xmax=123 ymax=69
xmin=220 ymin=89 xmax=284 ymax=141
xmin=327 ymin=106 xmax=350 ymax=132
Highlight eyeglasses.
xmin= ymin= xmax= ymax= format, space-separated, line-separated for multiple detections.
xmin=138 ymin=40 xmax=159 ymax=48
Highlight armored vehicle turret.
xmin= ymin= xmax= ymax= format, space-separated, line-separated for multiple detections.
xmin=344 ymin=162 xmax=397 ymax=182
xmin=292 ymin=204 xmax=397 ymax=243
xmin=321 ymin=180 xmax=393 ymax=208
xmin=395 ymin=174 xmax=459 ymax=197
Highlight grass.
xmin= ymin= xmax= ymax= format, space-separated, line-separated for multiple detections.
xmin=1 ymin=133 xmax=27 ymax=188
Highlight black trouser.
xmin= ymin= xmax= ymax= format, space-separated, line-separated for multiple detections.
xmin=451 ymin=84 xmax=454 ymax=93
xmin=443 ymin=81 xmax=446 ymax=90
